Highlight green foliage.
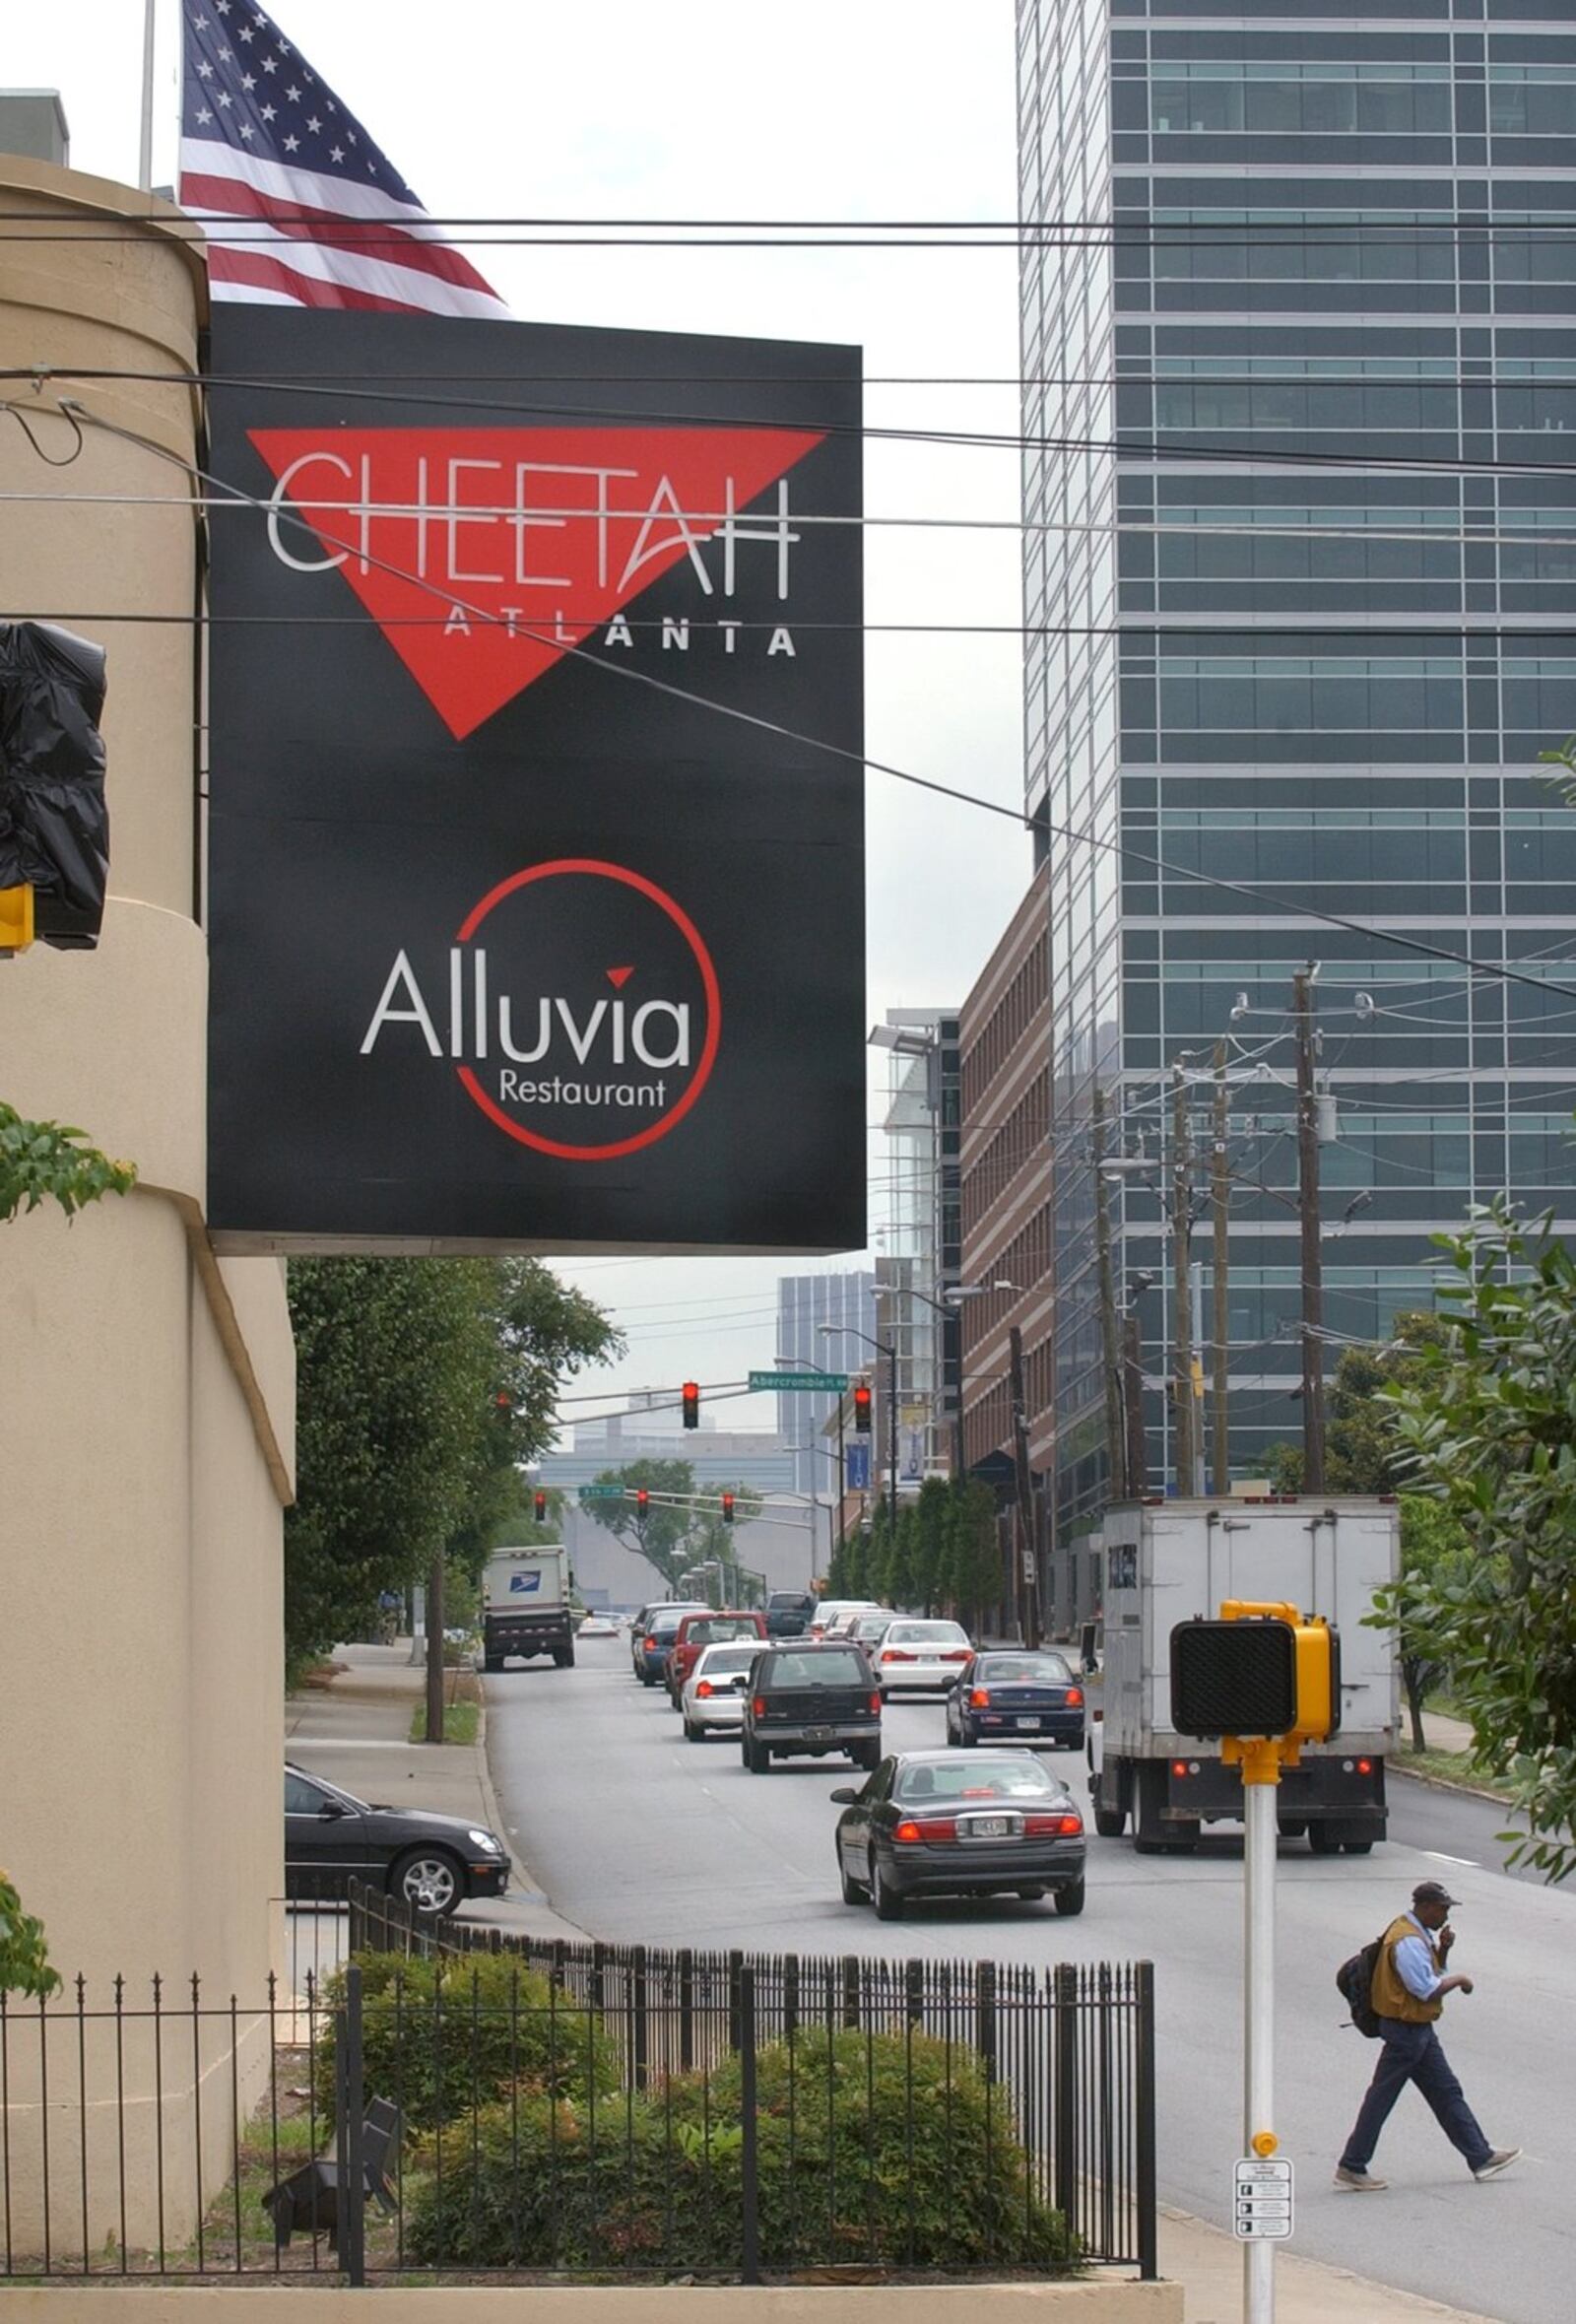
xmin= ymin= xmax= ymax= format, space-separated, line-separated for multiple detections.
xmin=945 ymin=1480 xmax=1002 ymax=1630
xmin=0 ymin=1101 xmax=135 ymax=1224
xmin=285 ymin=1257 xmax=618 ymax=1679
xmin=912 ymin=1476 xmax=951 ymax=1613
xmin=1378 ymin=1202 xmax=1576 ymax=1881
xmin=406 ymin=2027 xmax=1075 ymax=2274
xmin=0 ymin=1868 xmax=60 ymax=1999
xmin=312 ymin=1951 xmax=620 ymax=2132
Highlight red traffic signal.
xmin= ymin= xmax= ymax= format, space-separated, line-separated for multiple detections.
xmin=721 ymin=1492 xmax=735 ymax=1526
xmin=494 ymin=1391 xmax=511 ymax=1413
xmin=636 ymin=1487 xmax=650 ymax=1518
xmin=682 ymin=1380 xmax=700 ymax=1430
xmin=534 ymin=1490 xmax=548 ymax=1522
xmin=853 ymin=1382 xmax=873 ymax=1433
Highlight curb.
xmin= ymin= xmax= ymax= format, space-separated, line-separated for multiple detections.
xmin=472 ymin=1693 xmax=594 ymax=1937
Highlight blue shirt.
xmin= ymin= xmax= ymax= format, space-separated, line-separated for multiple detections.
xmin=1393 ymin=1912 xmax=1444 ymax=2002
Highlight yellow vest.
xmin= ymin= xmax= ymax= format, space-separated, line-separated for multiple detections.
xmin=1370 ymin=1913 xmax=1444 ymax=2025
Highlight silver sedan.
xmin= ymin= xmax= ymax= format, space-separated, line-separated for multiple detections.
xmin=680 ymin=1640 xmax=762 ymax=1740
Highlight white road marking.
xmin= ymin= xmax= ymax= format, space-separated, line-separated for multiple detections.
xmin=1423 ymin=1850 xmax=1479 ymax=1868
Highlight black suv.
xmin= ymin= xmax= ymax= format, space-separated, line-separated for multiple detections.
xmin=741 ymin=1641 xmax=881 ymax=1772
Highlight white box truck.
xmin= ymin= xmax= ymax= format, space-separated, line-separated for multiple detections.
xmin=482 ymin=1546 xmax=575 ymax=1672
xmin=1091 ymin=1496 xmax=1399 ymax=1854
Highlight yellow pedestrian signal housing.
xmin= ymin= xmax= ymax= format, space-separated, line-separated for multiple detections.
xmin=1170 ymin=1602 xmax=1341 ymax=1751
xmin=0 ymin=884 xmax=33 ymax=954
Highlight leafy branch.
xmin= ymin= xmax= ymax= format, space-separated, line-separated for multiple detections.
xmin=0 ymin=1101 xmax=135 ymax=1224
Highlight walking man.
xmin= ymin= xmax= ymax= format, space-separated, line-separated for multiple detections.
xmin=1336 ymin=1880 xmax=1519 ymax=2190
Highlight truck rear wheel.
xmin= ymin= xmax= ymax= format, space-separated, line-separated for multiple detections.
xmin=1308 ymin=1826 xmax=1341 ymax=1855
xmin=484 ymin=1653 xmax=504 ymax=1674
xmin=1093 ymin=1804 xmax=1126 ymax=1839
xmin=553 ymin=1642 xmax=574 ymax=1669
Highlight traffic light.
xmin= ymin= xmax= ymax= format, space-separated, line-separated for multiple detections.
xmin=0 ymin=621 xmax=109 ymax=951
xmin=852 ymin=1382 xmax=873 ymax=1433
xmin=682 ymin=1381 xmax=700 ymax=1430
xmin=636 ymin=1487 xmax=650 ymax=1524
xmin=1170 ymin=1608 xmax=1341 ymax=1748
xmin=721 ymin=1492 xmax=735 ymax=1526
xmin=534 ymin=1490 xmax=548 ymax=1522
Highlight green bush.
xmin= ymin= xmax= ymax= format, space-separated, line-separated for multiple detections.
xmin=405 ymin=2027 xmax=1075 ymax=2274
xmin=313 ymin=1951 xmax=620 ymax=2132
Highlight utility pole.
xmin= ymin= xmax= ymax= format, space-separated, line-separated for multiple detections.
xmin=1212 ymin=1039 xmax=1232 ymax=1496
xmin=424 ymin=1554 xmax=445 ymax=1745
xmin=1092 ymin=1086 xmax=1128 ymax=1499
xmin=1293 ymin=968 xmax=1326 ymax=1493
xmin=1122 ymin=1308 xmax=1149 ymax=1496
xmin=886 ymin=1339 xmax=899 ymax=1536
xmin=1008 ymin=1323 xmax=1041 ymax=1645
xmin=1171 ymin=1063 xmax=1197 ymax=1497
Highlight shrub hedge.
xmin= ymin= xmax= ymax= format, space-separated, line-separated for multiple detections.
xmin=312 ymin=1950 xmax=620 ymax=2133
xmin=405 ymin=2026 xmax=1076 ymax=2274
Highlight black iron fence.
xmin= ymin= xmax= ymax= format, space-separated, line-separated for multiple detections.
xmin=0 ymin=1886 xmax=1155 ymax=2285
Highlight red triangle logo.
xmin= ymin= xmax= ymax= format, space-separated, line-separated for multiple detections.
xmin=606 ymin=965 xmax=634 ymax=989
xmin=248 ymin=424 xmax=826 ymax=739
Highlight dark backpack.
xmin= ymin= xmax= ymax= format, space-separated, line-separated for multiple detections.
xmin=1336 ymin=1935 xmax=1386 ymax=2037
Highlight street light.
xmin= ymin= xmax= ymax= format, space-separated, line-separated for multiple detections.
xmin=875 ymin=1278 xmax=1018 ymax=1478
xmin=821 ymin=1322 xmax=899 ymax=1532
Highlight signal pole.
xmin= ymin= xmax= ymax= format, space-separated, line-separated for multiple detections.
xmin=1293 ymin=969 xmax=1325 ymax=1493
xmin=1008 ymin=1323 xmax=1041 ymax=1645
xmin=1212 ymin=1040 xmax=1232 ymax=1495
xmin=1093 ymin=1087 xmax=1127 ymax=1499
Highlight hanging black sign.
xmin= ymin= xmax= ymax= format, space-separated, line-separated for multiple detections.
xmin=205 ymin=308 xmax=865 ymax=1254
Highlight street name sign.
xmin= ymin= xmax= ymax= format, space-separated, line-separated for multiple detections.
xmin=579 ymin=1485 xmax=625 ymax=1501
xmin=750 ymin=1370 xmax=848 ymax=1393
xmin=1231 ymin=2157 xmax=1292 ymax=2241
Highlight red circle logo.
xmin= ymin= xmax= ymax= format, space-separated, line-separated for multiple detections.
xmin=452 ymin=858 xmax=721 ymax=1162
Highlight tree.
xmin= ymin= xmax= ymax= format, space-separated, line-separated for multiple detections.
xmin=576 ymin=1461 xmax=761 ymax=1595
xmin=284 ymin=1257 xmax=619 ymax=1680
xmin=945 ymin=1481 xmax=1001 ymax=1634
xmin=887 ymin=1503 xmax=919 ymax=1612
xmin=1 ymin=1100 xmax=134 ymax=1222
xmin=911 ymin=1477 xmax=951 ymax=1614
xmin=1380 ymin=1201 xmax=1576 ymax=1881
xmin=0 ymin=1868 xmax=59 ymax=1999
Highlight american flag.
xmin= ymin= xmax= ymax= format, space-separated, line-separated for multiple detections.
xmin=178 ymin=0 xmax=510 ymax=318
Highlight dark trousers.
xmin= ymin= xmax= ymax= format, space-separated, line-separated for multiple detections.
xmin=1340 ymin=2017 xmax=1492 ymax=2174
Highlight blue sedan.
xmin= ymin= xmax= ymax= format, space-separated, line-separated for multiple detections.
xmin=945 ymin=1649 xmax=1086 ymax=1750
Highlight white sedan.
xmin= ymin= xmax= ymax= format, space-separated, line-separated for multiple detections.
xmin=681 ymin=1639 xmax=763 ymax=1740
xmin=575 ymin=1613 xmax=619 ymax=1637
xmin=873 ymin=1619 xmax=974 ymax=1696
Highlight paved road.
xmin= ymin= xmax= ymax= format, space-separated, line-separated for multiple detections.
xmin=487 ymin=1636 xmax=1574 ymax=2324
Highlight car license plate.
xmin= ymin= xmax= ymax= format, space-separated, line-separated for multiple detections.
xmin=1016 ymin=1716 xmax=1039 ymax=1730
xmin=805 ymin=1725 xmax=829 ymax=1742
xmin=969 ymin=1815 xmax=1011 ymax=1838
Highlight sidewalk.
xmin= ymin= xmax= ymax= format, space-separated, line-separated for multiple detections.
xmin=285 ymin=1640 xmax=586 ymax=1946
xmin=289 ymin=1648 xmax=1504 ymax=2324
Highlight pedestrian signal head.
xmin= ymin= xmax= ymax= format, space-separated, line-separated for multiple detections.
xmin=1169 ymin=1609 xmax=1340 ymax=1746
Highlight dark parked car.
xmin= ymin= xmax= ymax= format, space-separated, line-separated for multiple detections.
xmin=830 ymin=1750 xmax=1085 ymax=1921
xmin=764 ymin=1589 xmax=816 ymax=1638
xmin=632 ymin=1602 xmax=708 ymax=1685
xmin=741 ymin=1641 xmax=882 ymax=1772
xmin=664 ymin=1609 xmax=767 ymax=1702
xmin=284 ymin=1763 xmax=509 ymax=1918
xmin=944 ymin=1649 xmax=1086 ymax=1750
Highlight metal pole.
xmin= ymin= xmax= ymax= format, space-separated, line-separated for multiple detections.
xmin=887 ymin=1340 xmax=899 ymax=1534
xmin=1092 ymin=1088 xmax=1127 ymax=1499
xmin=1212 ymin=1039 xmax=1232 ymax=1496
xmin=1123 ymin=1308 xmax=1149 ymax=1496
xmin=1293 ymin=969 xmax=1326 ymax=1492
xmin=1243 ymin=1767 xmax=1278 ymax=2324
xmin=1008 ymin=1322 xmax=1040 ymax=1645
xmin=1171 ymin=1065 xmax=1196 ymax=1497
xmin=139 ymin=0 xmax=158 ymax=193
xmin=424 ymin=1555 xmax=445 ymax=1745
xmin=1190 ymin=1259 xmax=1207 ymax=1498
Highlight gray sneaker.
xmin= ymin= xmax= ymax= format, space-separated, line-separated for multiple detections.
xmin=1334 ymin=2165 xmax=1388 ymax=2191
xmin=1473 ymin=2150 xmax=1520 ymax=2182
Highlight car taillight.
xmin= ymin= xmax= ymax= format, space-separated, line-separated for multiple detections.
xmin=942 ymin=1649 xmax=970 ymax=1661
xmin=1357 ymin=1757 xmax=1373 ymax=1775
xmin=1066 ymin=1687 xmax=1084 ymax=1707
xmin=882 ymin=1648 xmax=913 ymax=1663
xmin=695 ymin=1682 xmax=714 ymax=1698
xmin=869 ymin=1692 xmax=882 ymax=1714
xmin=1023 ymin=1813 xmax=1084 ymax=1837
xmin=969 ymin=1688 xmax=991 ymax=1708
xmin=894 ymin=1818 xmax=956 ymax=1843
xmin=893 ymin=1820 xmax=922 ymax=1843
xmin=752 ymin=1695 xmax=766 ymax=1718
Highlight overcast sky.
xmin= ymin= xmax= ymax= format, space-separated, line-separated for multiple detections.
xmin=12 ymin=1 xmax=1029 ymax=1429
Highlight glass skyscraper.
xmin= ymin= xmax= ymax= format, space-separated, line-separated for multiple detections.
xmin=1017 ymin=0 xmax=1576 ymax=1538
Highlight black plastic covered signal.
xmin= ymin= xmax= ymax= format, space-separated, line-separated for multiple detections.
xmin=1170 ymin=1618 xmax=1297 ymax=1740
xmin=0 ymin=622 xmax=109 ymax=949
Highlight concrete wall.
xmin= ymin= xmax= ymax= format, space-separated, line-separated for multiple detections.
xmin=0 ymin=160 xmax=295 ymax=2249
xmin=0 ymin=2283 xmax=1184 ymax=2322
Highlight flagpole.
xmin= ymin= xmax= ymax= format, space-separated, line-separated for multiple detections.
xmin=139 ymin=0 xmax=158 ymax=192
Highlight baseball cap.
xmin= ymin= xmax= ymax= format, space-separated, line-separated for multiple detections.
xmin=1412 ymin=1880 xmax=1461 ymax=1909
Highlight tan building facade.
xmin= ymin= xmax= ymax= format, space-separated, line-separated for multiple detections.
xmin=958 ymin=867 xmax=1054 ymax=1489
xmin=0 ymin=159 xmax=295 ymax=2251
